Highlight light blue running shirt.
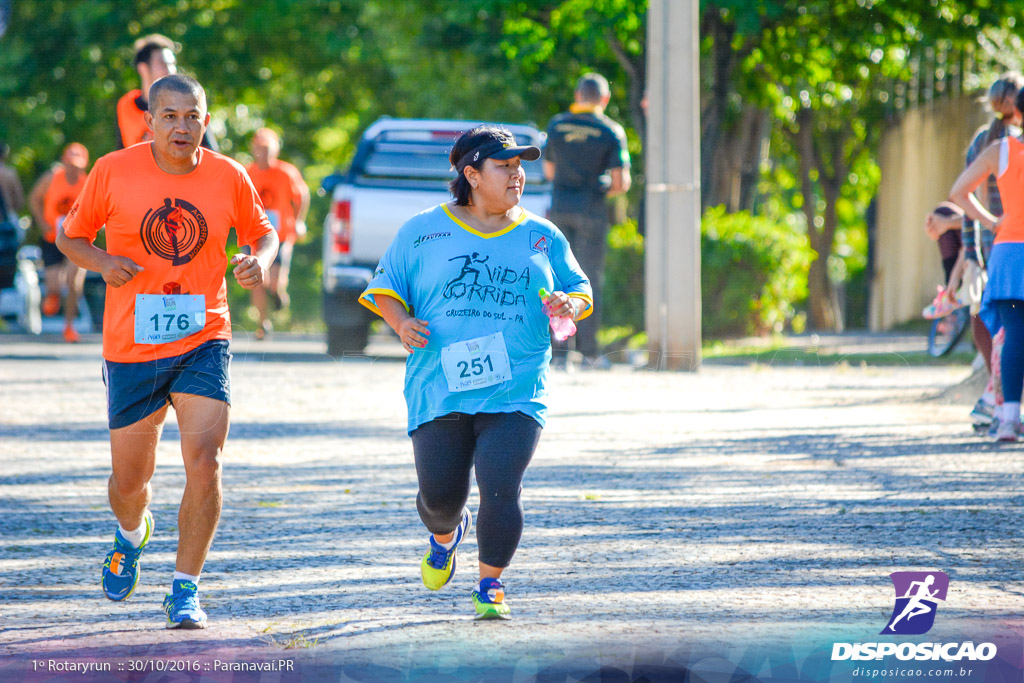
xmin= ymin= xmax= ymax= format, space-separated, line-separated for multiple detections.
xmin=360 ymin=203 xmax=593 ymax=434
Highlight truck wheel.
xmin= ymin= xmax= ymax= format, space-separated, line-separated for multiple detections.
xmin=326 ymin=324 xmax=370 ymax=357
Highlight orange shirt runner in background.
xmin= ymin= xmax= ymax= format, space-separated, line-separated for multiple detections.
xmin=995 ymin=136 xmax=1024 ymax=244
xmin=245 ymin=159 xmax=306 ymax=244
xmin=42 ymin=166 xmax=87 ymax=242
xmin=116 ymin=89 xmax=153 ymax=148
xmin=63 ymin=143 xmax=274 ymax=362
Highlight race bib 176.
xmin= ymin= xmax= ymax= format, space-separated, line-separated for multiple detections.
xmin=134 ymin=294 xmax=206 ymax=345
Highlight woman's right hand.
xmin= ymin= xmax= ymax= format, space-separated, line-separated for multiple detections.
xmin=396 ymin=317 xmax=430 ymax=353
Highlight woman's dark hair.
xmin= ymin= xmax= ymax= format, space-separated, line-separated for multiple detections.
xmin=1015 ymin=87 xmax=1024 ymax=126
xmin=448 ymin=125 xmax=510 ymax=206
xmin=984 ymin=73 xmax=1024 ymax=147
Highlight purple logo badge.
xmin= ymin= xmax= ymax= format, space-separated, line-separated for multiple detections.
xmin=882 ymin=571 xmax=949 ymax=635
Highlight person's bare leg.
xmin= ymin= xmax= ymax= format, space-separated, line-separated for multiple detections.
xmin=272 ymin=262 xmax=288 ymax=309
xmin=42 ymin=264 xmax=61 ymax=313
xmin=108 ymin=404 xmax=168 ymax=529
xmin=973 ymin=315 xmax=993 ymax=373
xmin=63 ymin=262 xmax=86 ymax=327
xmin=273 ymin=241 xmax=293 ymax=309
xmin=251 ymin=286 xmax=269 ymax=338
xmin=479 ymin=562 xmax=503 ymax=580
xmin=171 ymin=393 xmax=229 ymax=575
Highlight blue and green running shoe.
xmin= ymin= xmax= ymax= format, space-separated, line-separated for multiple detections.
xmin=101 ymin=510 xmax=153 ymax=601
xmin=472 ymin=577 xmax=511 ymax=620
xmin=163 ymin=580 xmax=207 ymax=629
xmin=421 ymin=508 xmax=471 ymax=590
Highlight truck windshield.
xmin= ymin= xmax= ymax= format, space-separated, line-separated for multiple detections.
xmin=362 ymin=131 xmax=546 ymax=185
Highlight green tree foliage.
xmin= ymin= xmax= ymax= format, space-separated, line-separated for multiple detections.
xmin=701 ymin=0 xmax=1024 ymax=331
xmin=1 ymin=0 xmax=646 ymax=330
xmin=701 ymin=206 xmax=812 ymax=337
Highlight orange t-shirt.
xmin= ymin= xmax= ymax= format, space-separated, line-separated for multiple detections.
xmin=63 ymin=144 xmax=275 ymax=362
xmin=117 ymin=90 xmax=152 ymax=148
xmin=43 ymin=166 xmax=87 ymax=242
xmin=245 ymin=160 xmax=306 ymax=243
xmin=996 ymin=137 xmax=1024 ymax=243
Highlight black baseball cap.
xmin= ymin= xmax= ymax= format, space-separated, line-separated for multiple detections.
xmin=453 ymin=128 xmax=541 ymax=172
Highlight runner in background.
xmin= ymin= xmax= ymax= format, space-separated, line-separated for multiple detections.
xmin=117 ymin=34 xmax=218 ymax=151
xmin=245 ymin=128 xmax=309 ymax=339
xmin=28 ymin=143 xmax=89 ymax=342
xmin=960 ymin=73 xmax=1023 ymax=429
xmin=949 ymin=85 xmax=1024 ymax=442
xmin=0 ymin=141 xmax=25 ymax=221
xmin=58 ymin=74 xmax=277 ymax=628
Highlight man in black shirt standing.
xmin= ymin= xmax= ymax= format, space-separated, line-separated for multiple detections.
xmin=544 ymin=73 xmax=631 ymax=366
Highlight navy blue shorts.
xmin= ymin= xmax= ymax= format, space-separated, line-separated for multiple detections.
xmin=40 ymin=240 xmax=65 ymax=267
xmin=102 ymin=340 xmax=232 ymax=430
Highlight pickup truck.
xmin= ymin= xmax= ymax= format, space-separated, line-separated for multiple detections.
xmin=320 ymin=118 xmax=551 ymax=355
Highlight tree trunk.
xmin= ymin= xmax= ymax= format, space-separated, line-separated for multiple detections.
xmin=807 ymin=255 xmax=838 ymax=331
xmin=738 ymin=107 xmax=770 ymax=212
xmin=794 ymin=107 xmax=842 ymax=331
xmin=708 ymin=104 xmax=770 ymax=211
xmin=699 ymin=7 xmax=736 ymax=209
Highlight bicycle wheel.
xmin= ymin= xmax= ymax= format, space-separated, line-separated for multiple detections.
xmin=927 ymin=307 xmax=970 ymax=357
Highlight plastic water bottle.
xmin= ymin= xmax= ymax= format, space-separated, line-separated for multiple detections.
xmin=538 ymin=288 xmax=577 ymax=341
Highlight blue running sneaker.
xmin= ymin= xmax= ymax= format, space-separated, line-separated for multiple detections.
xmin=970 ymin=399 xmax=995 ymax=426
xmin=472 ymin=577 xmax=511 ymax=620
xmin=421 ymin=508 xmax=471 ymax=590
xmin=101 ymin=510 xmax=153 ymax=601
xmin=163 ymin=580 xmax=207 ymax=629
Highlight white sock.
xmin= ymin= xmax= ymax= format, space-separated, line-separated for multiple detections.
xmin=173 ymin=571 xmax=200 ymax=585
xmin=433 ymin=534 xmax=457 ymax=550
xmin=1001 ymin=402 xmax=1020 ymax=423
xmin=118 ymin=522 xmax=147 ymax=549
xmin=982 ymin=390 xmax=995 ymax=405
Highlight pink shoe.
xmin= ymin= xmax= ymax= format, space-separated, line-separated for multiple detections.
xmin=922 ymin=286 xmax=964 ymax=320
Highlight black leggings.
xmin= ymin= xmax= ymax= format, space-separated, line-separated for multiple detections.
xmin=410 ymin=411 xmax=542 ymax=568
xmin=996 ymin=300 xmax=1024 ymax=403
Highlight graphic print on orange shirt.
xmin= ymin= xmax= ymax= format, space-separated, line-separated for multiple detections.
xmin=141 ymin=198 xmax=209 ymax=266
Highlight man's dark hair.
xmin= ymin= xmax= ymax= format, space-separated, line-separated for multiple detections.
xmin=133 ymin=34 xmax=175 ymax=67
xmin=148 ymin=74 xmax=206 ymax=114
xmin=576 ymin=72 xmax=610 ymax=103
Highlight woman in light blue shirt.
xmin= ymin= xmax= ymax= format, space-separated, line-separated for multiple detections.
xmin=360 ymin=126 xmax=592 ymax=619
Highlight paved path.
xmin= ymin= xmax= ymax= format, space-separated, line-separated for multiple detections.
xmin=0 ymin=333 xmax=1020 ymax=682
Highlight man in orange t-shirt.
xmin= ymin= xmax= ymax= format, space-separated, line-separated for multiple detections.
xmin=28 ymin=142 xmax=89 ymax=342
xmin=59 ymin=74 xmax=278 ymax=629
xmin=116 ymin=34 xmax=217 ymax=152
xmin=245 ymin=127 xmax=309 ymax=338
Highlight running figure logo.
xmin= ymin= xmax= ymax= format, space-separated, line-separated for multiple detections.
xmin=443 ymin=252 xmax=489 ymax=297
xmin=140 ymin=198 xmax=209 ymax=266
xmin=882 ymin=571 xmax=949 ymax=635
